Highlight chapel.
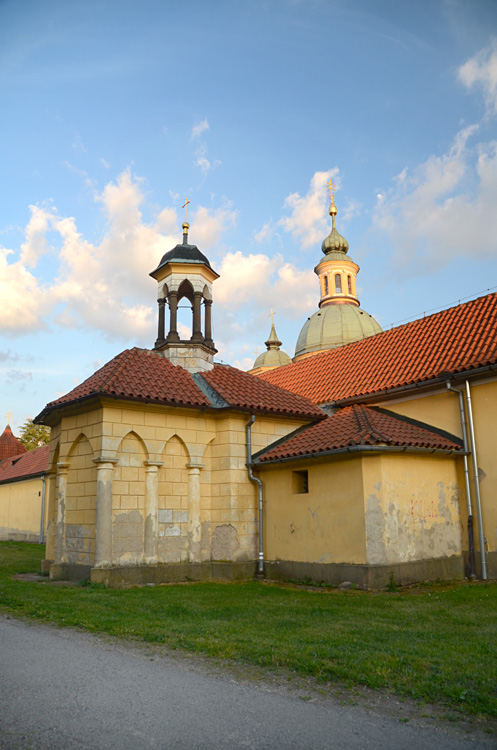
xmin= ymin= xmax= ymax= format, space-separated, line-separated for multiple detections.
xmin=33 ymin=186 xmax=497 ymax=587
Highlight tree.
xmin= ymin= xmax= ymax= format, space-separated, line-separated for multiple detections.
xmin=18 ymin=418 xmax=50 ymax=451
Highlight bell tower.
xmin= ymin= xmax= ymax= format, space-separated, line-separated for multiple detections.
xmin=149 ymin=202 xmax=219 ymax=373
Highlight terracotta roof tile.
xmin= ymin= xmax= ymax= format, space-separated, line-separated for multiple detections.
xmin=255 ymin=406 xmax=463 ymax=463
xmin=0 ymin=425 xmax=27 ymax=461
xmin=258 ymin=293 xmax=497 ymax=404
xmin=0 ymin=445 xmax=49 ymax=483
xmin=36 ymin=348 xmax=211 ymax=421
xmin=202 ymin=365 xmax=325 ymax=420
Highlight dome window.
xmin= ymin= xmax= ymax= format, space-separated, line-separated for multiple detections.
xmin=348 ymin=275 xmax=352 ymax=294
xmin=324 ymin=276 xmax=329 ymax=295
xmin=335 ymin=274 xmax=342 ymax=293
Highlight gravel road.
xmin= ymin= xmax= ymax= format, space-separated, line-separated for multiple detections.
xmin=0 ymin=615 xmax=494 ymax=749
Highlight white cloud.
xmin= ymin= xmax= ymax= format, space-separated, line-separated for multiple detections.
xmin=0 ymin=169 xmax=237 ymax=342
xmin=278 ymin=169 xmax=339 ymax=248
xmin=253 ymin=222 xmax=274 ymax=244
xmin=195 ymin=155 xmax=211 ymax=174
xmin=100 ymin=158 xmax=110 ymax=169
xmin=191 ymin=118 xmax=209 ymax=139
xmin=459 ymin=41 xmax=497 ymax=116
xmin=373 ymin=125 xmax=497 ymax=270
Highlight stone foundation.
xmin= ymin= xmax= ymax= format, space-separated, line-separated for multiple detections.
xmin=265 ymin=556 xmax=465 ymax=589
xmin=48 ymin=561 xmax=258 ymax=586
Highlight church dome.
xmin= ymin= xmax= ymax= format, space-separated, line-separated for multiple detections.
xmin=253 ymin=347 xmax=292 ymax=370
xmin=295 ymin=302 xmax=382 ymax=359
xmin=250 ymin=321 xmax=291 ymax=374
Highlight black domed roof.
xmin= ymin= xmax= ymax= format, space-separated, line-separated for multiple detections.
xmin=159 ymin=242 xmax=212 ymax=268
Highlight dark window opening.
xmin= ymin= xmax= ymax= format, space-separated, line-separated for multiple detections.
xmin=335 ymin=274 xmax=342 ymax=293
xmin=292 ymin=470 xmax=309 ymax=494
xmin=348 ymin=275 xmax=352 ymax=294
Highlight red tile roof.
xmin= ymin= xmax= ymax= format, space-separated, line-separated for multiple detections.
xmin=0 ymin=445 xmax=49 ymax=483
xmin=202 ymin=365 xmax=324 ymax=420
xmin=35 ymin=349 xmax=323 ymax=423
xmin=258 ymin=293 xmax=497 ymax=405
xmin=0 ymin=425 xmax=27 ymax=461
xmin=254 ymin=405 xmax=463 ymax=463
xmin=36 ymin=348 xmax=211 ymax=421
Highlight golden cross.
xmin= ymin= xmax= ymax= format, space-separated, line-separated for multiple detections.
xmin=5 ymin=410 xmax=13 ymax=423
xmin=182 ymin=198 xmax=191 ymax=222
xmin=268 ymin=308 xmax=276 ymax=324
xmin=327 ymin=179 xmax=336 ymax=205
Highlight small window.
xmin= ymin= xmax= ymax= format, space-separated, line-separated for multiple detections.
xmin=335 ymin=274 xmax=342 ymax=293
xmin=324 ymin=276 xmax=329 ymax=295
xmin=292 ymin=470 xmax=309 ymax=494
xmin=348 ymin=275 xmax=352 ymax=294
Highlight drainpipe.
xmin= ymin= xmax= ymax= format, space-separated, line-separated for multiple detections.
xmin=246 ymin=416 xmax=264 ymax=578
xmin=39 ymin=475 xmax=46 ymax=545
xmin=446 ymin=381 xmax=475 ymax=578
xmin=465 ymin=380 xmax=487 ymax=580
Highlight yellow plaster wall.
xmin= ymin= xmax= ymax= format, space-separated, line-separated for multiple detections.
xmin=262 ymin=457 xmax=367 ymax=565
xmin=0 ymin=477 xmax=43 ymax=541
xmin=381 ymin=379 xmax=497 ymax=557
xmin=362 ymin=453 xmax=462 ymax=565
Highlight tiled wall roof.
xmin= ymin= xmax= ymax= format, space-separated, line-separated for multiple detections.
xmin=0 ymin=444 xmax=49 ymax=483
xmin=255 ymin=405 xmax=463 ymax=463
xmin=259 ymin=293 xmax=497 ymax=404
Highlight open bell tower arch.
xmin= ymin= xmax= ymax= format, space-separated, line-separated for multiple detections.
xmin=149 ymin=206 xmax=219 ymax=373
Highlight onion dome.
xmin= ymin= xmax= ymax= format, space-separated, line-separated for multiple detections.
xmin=293 ymin=181 xmax=382 ymax=361
xmin=0 ymin=424 xmax=27 ymax=461
xmin=321 ymin=202 xmax=349 ymax=255
xmin=295 ymin=304 xmax=382 ymax=358
xmin=250 ymin=323 xmax=292 ymax=374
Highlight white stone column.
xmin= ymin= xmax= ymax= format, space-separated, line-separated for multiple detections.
xmin=144 ymin=461 xmax=163 ymax=564
xmin=187 ymin=462 xmax=205 ymax=561
xmin=93 ymin=458 xmax=118 ymax=568
xmin=54 ymin=463 xmax=69 ymax=562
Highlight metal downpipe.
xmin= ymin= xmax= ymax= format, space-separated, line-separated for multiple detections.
xmin=464 ymin=380 xmax=487 ymax=580
xmin=39 ymin=475 xmax=46 ymax=545
xmin=246 ymin=416 xmax=264 ymax=577
xmin=446 ymin=381 xmax=475 ymax=578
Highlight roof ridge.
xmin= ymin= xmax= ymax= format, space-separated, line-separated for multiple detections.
xmin=352 ymin=405 xmax=386 ymax=444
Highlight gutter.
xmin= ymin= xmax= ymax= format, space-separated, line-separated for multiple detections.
xmin=246 ymin=416 xmax=264 ymax=577
xmin=253 ymin=443 xmax=466 ymax=467
xmin=39 ymin=475 xmax=46 ymax=545
xmin=321 ymin=363 xmax=497 ymax=409
xmin=464 ymin=380 xmax=487 ymax=580
xmin=446 ymin=381 xmax=475 ymax=578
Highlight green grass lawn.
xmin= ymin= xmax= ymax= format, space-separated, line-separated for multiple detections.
xmin=1 ymin=542 xmax=496 ymax=719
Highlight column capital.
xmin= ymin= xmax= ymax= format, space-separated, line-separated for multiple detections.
xmin=186 ymin=462 xmax=205 ymax=471
xmin=93 ymin=457 xmax=119 ymax=466
xmin=56 ymin=462 xmax=70 ymax=473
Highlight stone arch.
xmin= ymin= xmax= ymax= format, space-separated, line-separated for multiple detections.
xmin=112 ymin=431 xmax=148 ymax=565
xmin=202 ymin=284 xmax=212 ymax=301
xmin=177 ymin=279 xmax=194 ymax=304
xmin=157 ymin=435 xmax=190 ymax=563
xmin=65 ymin=433 xmax=97 ymax=566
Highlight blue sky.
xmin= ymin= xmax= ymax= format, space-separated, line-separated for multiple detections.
xmin=1 ymin=0 xmax=497 ymax=433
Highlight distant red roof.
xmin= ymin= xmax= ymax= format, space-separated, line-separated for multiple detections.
xmin=254 ymin=405 xmax=463 ymax=463
xmin=0 ymin=444 xmax=49 ymax=483
xmin=0 ymin=425 xmax=27 ymax=461
xmin=35 ymin=348 xmax=323 ymax=424
xmin=258 ymin=293 xmax=497 ymax=404
xmin=202 ymin=365 xmax=324 ymax=420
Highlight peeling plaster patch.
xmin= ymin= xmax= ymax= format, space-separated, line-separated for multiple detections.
xmin=478 ymin=467 xmax=487 ymax=482
xmin=112 ymin=510 xmax=144 ymax=562
xmin=365 ymin=492 xmax=387 ymax=565
xmin=158 ymin=509 xmax=172 ymax=523
xmin=165 ymin=525 xmax=180 ymax=537
xmin=65 ymin=524 xmax=92 ymax=565
xmin=211 ymin=524 xmax=239 ymax=561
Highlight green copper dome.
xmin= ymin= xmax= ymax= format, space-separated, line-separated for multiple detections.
xmin=252 ymin=322 xmax=291 ymax=370
xmin=295 ymin=304 xmax=382 ymax=358
xmin=321 ymin=213 xmax=349 ymax=255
